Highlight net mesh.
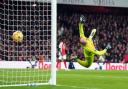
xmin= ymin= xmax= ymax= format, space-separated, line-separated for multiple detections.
xmin=0 ymin=0 xmax=52 ymax=86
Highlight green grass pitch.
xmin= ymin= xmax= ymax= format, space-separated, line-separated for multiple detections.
xmin=0 ymin=70 xmax=128 ymax=89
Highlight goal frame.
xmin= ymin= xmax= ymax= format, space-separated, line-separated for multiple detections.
xmin=50 ymin=0 xmax=57 ymax=85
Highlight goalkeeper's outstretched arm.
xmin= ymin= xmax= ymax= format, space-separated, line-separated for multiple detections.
xmin=89 ymin=29 xmax=96 ymax=39
xmin=79 ymin=15 xmax=96 ymax=40
xmin=79 ymin=15 xmax=86 ymax=38
xmin=79 ymin=22 xmax=85 ymax=38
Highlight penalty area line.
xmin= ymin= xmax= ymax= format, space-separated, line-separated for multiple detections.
xmin=96 ymin=75 xmax=128 ymax=79
xmin=56 ymin=84 xmax=100 ymax=89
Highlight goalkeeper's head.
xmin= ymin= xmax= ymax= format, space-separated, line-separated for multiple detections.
xmin=80 ymin=37 xmax=87 ymax=45
xmin=79 ymin=29 xmax=97 ymax=45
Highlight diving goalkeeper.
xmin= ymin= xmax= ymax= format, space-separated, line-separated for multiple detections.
xmin=76 ymin=15 xmax=108 ymax=68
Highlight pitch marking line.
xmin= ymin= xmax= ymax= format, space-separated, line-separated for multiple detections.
xmin=57 ymin=84 xmax=100 ymax=89
xmin=96 ymin=75 xmax=128 ymax=79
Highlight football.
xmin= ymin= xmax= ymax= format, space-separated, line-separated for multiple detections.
xmin=12 ymin=31 xmax=23 ymax=42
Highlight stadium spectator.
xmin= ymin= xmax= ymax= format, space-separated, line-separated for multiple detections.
xmin=57 ymin=38 xmax=68 ymax=70
xmin=122 ymin=54 xmax=128 ymax=63
xmin=68 ymin=51 xmax=76 ymax=69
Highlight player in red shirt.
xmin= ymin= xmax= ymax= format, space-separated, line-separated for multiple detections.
xmin=57 ymin=39 xmax=68 ymax=70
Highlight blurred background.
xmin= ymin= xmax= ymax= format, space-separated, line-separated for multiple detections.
xmin=57 ymin=0 xmax=128 ymax=64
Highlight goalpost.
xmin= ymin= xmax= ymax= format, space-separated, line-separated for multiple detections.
xmin=0 ymin=0 xmax=56 ymax=87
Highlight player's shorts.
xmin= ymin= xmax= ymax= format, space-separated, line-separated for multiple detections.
xmin=58 ymin=55 xmax=67 ymax=60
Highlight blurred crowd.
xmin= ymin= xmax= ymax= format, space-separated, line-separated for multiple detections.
xmin=57 ymin=13 xmax=128 ymax=63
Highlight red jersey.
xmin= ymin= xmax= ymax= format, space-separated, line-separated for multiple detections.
xmin=59 ymin=42 xmax=66 ymax=56
xmin=123 ymin=54 xmax=128 ymax=62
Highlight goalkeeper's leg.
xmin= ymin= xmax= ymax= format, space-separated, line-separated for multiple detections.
xmin=76 ymin=56 xmax=94 ymax=68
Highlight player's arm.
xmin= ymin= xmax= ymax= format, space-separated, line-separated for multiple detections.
xmin=79 ymin=22 xmax=85 ymax=38
xmin=79 ymin=15 xmax=86 ymax=38
xmin=85 ymin=47 xmax=107 ymax=56
xmin=89 ymin=29 xmax=96 ymax=39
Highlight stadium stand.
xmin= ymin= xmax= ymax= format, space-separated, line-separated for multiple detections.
xmin=57 ymin=5 xmax=128 ymax=63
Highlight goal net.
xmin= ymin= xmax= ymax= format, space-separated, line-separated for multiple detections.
xmin=0 ymin=0 xmax=56 ymax=87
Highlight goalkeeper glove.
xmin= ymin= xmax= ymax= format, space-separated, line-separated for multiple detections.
xmin=105 ymin=43 xmax=111 ymax=50
xmin=80 ymin=15 xmax=85 ymax=23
